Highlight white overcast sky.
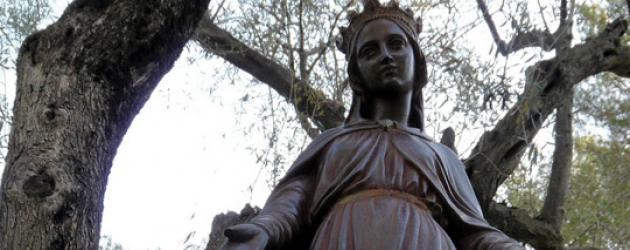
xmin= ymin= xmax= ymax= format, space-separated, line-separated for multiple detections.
xmin=98 ymin=51 xmax=274 ymax=249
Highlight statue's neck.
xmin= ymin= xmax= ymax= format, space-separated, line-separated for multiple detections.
xmin=363 ymin=92 xmax=412 ymax=126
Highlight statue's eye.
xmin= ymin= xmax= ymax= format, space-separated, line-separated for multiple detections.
xmin=360 ymin=47 xmax=376 ymax=59
xmin=389 ymin=39 xmax=405 ymax=49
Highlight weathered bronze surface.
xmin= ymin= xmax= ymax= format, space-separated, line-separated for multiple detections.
xmin=222 ymin=1 xmax=525 ymax=249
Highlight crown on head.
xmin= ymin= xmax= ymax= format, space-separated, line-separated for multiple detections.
xmin=336 ymin=0 xmax=422 ymax=59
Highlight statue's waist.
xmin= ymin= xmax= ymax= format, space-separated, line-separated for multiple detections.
xmin=332 ymin=189 xmax=429 ymax=212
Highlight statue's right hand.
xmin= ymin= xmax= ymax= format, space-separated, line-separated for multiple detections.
xmin=220 ymin=223 xmax=270 ymax=250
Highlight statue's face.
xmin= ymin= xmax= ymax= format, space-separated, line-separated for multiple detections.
xmin=355 ymin=19 xmax=415 ymax=98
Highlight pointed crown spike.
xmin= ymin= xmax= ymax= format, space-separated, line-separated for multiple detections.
xmin=347 ymin=10 xmax=359 ymax=20
xmin=389 ymin=0 xmax=399 ymax=8
xmin=363 ymin=0 xmax=381 ymax=11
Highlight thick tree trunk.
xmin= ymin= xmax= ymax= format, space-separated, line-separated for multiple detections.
xmin=0 ymin=0 xmax=210 ymax=249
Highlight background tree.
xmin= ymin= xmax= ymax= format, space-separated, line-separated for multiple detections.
xmin=0 ymin=0 xmax=210 ymax=249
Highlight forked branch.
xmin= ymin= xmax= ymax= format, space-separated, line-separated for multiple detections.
xmin=475 ymin=0 xmax=562 ymax=55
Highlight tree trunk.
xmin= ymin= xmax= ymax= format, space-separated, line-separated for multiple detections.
xmin=0 ymin=0 xmax=210 ymax=249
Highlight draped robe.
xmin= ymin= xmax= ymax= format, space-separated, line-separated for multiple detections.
xmin=248 ymin=121 xmax=524 ymax=250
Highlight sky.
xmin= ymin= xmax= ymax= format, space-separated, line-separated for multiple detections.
xmin=98 ymin=52 xmax=274 ymax=249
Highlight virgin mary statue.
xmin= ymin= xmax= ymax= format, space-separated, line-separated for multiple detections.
xmin=222 ymin=1 xmax=525 ymax=249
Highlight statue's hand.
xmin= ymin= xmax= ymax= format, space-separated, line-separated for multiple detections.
xmin=221 ymin=223 xmax=270 ymax=250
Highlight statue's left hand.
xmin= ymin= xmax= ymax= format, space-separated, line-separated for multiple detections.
xmin=220 ymin=223 xmax=270 ymax=250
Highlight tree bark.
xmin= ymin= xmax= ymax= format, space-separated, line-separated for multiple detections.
xmin=0 ymin=0 xmax=210 ymax=249
xmin=536 ymin=11 xmax=576 ymax=244
xmin=537 ymin=88 xmax=574 ymax=246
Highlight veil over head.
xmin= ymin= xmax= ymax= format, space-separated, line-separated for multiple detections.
xmin=342 ymin=16 xmax=428 ymax=131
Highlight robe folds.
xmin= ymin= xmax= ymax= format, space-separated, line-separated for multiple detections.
xmin=248 ymin=121 xmax=524 ymax=250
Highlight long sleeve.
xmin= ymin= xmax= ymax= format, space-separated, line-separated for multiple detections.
xmin=248 ymin=174 xmax=314 ymax=249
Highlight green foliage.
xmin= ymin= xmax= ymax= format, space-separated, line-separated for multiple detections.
xmin=563 ymin=137 xmax=630 ymax=249
xmin=0 ymin=0 xmax=51 ymax=64
xmin=576 ymin=0 xmax=629 ymax=44
xmin=500 ymin=142 xmax=551 ymax=216
xmin=576 ymin=73 xmax=630 ymax=140
xmin=205 ymin=0 xmax=352 ymax=188
xmin=564 ymin=70 xmax=630 ymax=248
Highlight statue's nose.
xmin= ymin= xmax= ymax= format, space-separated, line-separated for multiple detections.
xmin=380 ymin=48 xmax=394 ymax=64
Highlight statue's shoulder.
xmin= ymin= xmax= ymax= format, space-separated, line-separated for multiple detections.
xmin=280 ymin=127 xmax=353 ymax=179
xmin=427 ymin=140 xmax=455 ymax=154
xmin=308 ymin=127 xmax=350 ymax=147
xmin=312 ymin=123 xmax=378 ymax=142
xmin=426 ymin=140 xmax=467 ymax=171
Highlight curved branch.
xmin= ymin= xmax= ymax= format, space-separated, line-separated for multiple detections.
xmin=475 ymin=0 xmax=509 ymax=53
xmin=192 ymin=11 xmax=345 ymax=133
xmin=486 ymin=202 xmax=562 ymax=249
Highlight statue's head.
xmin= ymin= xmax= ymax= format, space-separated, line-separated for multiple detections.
xmin=337 ymin=0 xmax=428 ymax=130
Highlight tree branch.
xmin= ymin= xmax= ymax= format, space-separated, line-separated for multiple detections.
xmin=536 ymin=3 xmax=576 ymax=235
xmin=560 ymin=0 xmax=568 ymax=26
xmin=475 ymin=0 xmax=559 ymax=55
xmin=475 ymin=0 xmax=509 ymax=53
xmin=192 ymin=11 xmax=345 ymax=134
xmin=467 ymin=18 xmax=629 ymax=247
xmin=486 ymin=202 xmax=562 ymax=249
xmin=538 ymin=88 xmax=573 ymax=231
xmin=468 ymin=17 xmax=628 ymax=208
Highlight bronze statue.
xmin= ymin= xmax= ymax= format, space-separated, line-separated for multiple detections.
xmin=222 ymin=1 xmax=525 ymax=249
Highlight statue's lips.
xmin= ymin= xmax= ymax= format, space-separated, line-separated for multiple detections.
xmin=381 ymin=65 xmax=398 ymax=77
